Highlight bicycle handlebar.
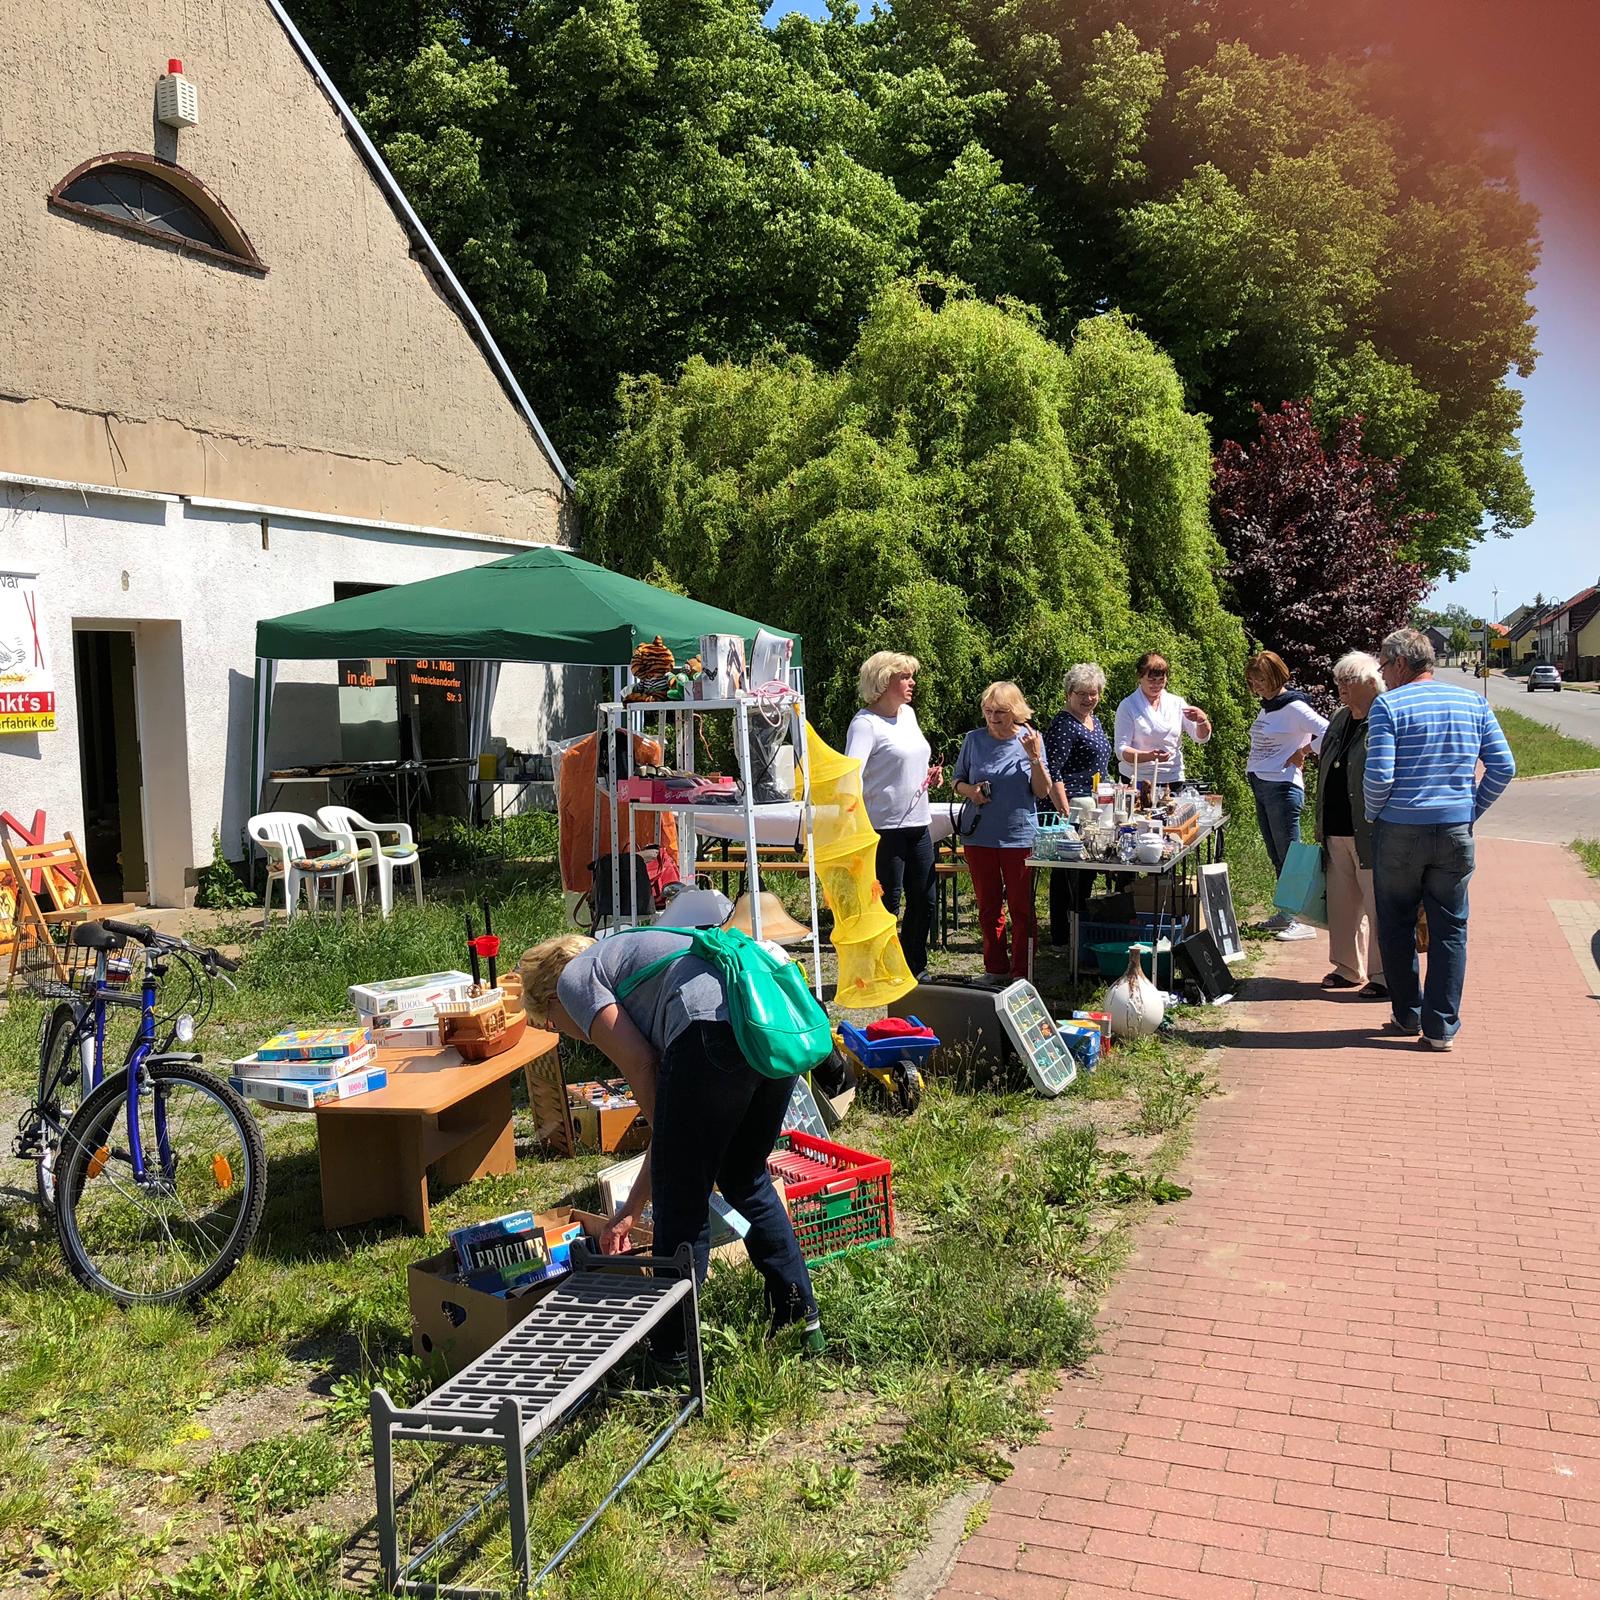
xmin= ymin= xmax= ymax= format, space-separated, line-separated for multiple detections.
xmin=98 ymin=919 xmax=239 ymax=972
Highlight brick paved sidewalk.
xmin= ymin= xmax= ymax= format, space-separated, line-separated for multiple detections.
xmin=939 ymin=837 xmax=1600 ymax=1600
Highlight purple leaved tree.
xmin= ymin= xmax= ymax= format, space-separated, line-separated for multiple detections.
xmin=1215 ymin=400 xmax=1429 ymax=710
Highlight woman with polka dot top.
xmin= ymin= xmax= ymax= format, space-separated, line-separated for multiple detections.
xmin=1043 ymin=663 xmax=1114 ymax=944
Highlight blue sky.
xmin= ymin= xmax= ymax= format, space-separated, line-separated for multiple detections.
xmin=766 ymin=4 xmax=1593 ymax=621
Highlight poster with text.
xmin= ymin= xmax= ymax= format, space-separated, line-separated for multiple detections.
xmin=0 ymin=573 xmax=54 ymax=734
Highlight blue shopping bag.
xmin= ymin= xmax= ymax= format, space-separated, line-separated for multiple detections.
xmin=1272 ymin=840 xmax=1328 ymax=928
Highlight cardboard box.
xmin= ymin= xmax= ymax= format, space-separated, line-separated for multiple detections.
xmin=229 ymin=1064 xmax=388 ymax=1111
xmin=571 ymin=1103 xmax=649 ymax=1154
xmin=1129 ymin=876 xmax=1198 ymax=924
xmin=371 ymin=1024 xmax=443 ymax=1051
xmin=568 ymin=1082 xmax=650 ymax=1153
xmin=408 ymin=1247 xmax=563 ymax=1373
xmin=256 ymin=1027 xmax=372 ymax=1062
xmin=348 ymin=971 xmax=473 ymax=1017
xmin=569 ymin=1203 xmax=771 ymax=1269
xmin=409 ymin=1208 xmax=590 ymax=1374
xmin=232 ymin=1043 xmax=377 ymax=1081
xmin=364 ymin=1006 xmax=441 ymax=1035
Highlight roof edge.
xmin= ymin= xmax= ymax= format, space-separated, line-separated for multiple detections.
xmin=262 ymin=0 xmax=575 ymax=494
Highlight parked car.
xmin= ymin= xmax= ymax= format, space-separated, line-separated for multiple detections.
xmin=1528 ymin=664 xmax=1563 ymax=692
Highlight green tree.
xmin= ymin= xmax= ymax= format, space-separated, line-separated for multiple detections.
xmin=287 ymin=0 xmax=932 ymax=458
xmin=858 ymin=5 xmax=1537 ymax=576
xmin=288 ymin=0 xmax=1539 ymax=579
xmin=579 ymin=282 xmax=1251 ymax=793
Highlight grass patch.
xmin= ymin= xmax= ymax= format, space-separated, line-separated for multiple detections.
xmin=1570 ymin=839 xmax=1600 ymax=879
xmin=1493 ymin=707 xmax=1600 ymax=776
xmin=0 ymin=864 xmax=1221 ymax=1598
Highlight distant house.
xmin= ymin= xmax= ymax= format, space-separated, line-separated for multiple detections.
xmin=1507 ymin=603 xmax=1556 ymax=664
xmin=1536 ymin=589 xmax=1600 ymax=680
xmin=1422 ymin=625 xmax=1452 ymax=663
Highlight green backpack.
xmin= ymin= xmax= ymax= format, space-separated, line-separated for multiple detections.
xmin=614 ymin=926 xmax=832 ymax=1080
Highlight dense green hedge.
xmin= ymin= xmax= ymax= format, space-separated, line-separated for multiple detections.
xmin=581 ymin=282 xmax=1251 ymax=802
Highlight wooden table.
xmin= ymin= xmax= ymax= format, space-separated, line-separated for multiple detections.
xmin=314 ymin=1028 xmax=559 ymax=1233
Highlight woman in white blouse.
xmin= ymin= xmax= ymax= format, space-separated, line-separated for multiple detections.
xmin=1113 ymin=651 xmax=1213 ymax=788
xmin=845 ymin=652 xmax=937 ymax=977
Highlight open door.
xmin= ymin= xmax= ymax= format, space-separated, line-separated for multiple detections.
xmin=73 ymin=630 xmax=148 ymax=902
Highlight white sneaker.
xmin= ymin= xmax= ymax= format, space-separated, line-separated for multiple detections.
xmin=1275 ymin=921 xmax=1317 ymax=941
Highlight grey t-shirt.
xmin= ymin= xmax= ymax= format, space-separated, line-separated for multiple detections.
xmin=557 ymin=930 xmax=727 ymax=1055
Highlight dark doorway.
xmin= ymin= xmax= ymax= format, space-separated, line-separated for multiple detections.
xmin=73 ymin=630 xmax=147 ymax=901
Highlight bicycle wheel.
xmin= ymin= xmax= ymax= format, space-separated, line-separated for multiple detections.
xmin=34 ymin=1003 xmax=92 ymax=1212
xmin=53 ymin=1063 xmax=267 ymax=1305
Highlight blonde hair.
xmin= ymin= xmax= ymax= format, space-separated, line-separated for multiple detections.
xmin=858 ymin=651 xmax=920 ymax=705
xmin=981 ymin=680 xmax=1034 ymax=721
xmin=1246 ymin=650 xmax=1291 ymax=696
xmin=1333 ymin=650 xmax=1383 ymax=689
xmin=517 ymin=933 xmax=595 ymax=1019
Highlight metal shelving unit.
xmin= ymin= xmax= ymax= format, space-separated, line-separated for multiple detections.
xmin=594 ymin=692 xmax=823 ymax=995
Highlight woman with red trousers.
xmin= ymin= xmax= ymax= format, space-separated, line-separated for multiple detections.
xmin=951 ymin=681 xmax=1052 ymax=979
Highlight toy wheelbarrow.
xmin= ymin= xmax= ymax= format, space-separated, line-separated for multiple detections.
xmin=837 ymin=1020 xmax=941 ymax=1115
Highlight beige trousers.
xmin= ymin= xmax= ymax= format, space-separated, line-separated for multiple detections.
xmin=1325 ymin=833 xmax=1383 ymax=985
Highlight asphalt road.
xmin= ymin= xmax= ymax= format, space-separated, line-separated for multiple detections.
xmin=1480 ymin=668 xmax=1600 ymax=746
xmin=1476 ymin=769 xmax=1600 ymax=845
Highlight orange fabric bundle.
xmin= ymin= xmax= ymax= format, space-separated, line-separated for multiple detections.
xmin=556 ymin=731 xmax=680 ymax=893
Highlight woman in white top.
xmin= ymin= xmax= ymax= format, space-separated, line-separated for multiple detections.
xmin=1244 ymin=649 xmax=1328 ymax=941
xmin=845 ymin=651 xmax=937 ymax=977
xmin=1113 ymin=650 xmax=1213 ymax=787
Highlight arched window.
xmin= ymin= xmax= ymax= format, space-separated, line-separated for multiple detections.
xmin=49 ymin=153 xmax=265 ymax=273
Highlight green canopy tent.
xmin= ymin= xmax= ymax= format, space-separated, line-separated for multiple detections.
xmin=250 ymin=545 xmax=802 ymax=820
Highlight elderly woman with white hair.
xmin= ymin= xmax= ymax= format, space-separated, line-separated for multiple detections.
xmin=1043 ymin=662 xmax=1114 ymax=944
xmin=846 ymin=651 xmax=937 ymax=978
xmin=1314 ymin=651 xmax=1387 ymax=996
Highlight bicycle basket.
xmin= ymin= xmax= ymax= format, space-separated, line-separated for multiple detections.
xmin=14 ymin=922 xmax=142 ymax=1002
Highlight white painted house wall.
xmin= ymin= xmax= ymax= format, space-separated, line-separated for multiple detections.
xmin=0 ymin=479 xmax=593 ymax=905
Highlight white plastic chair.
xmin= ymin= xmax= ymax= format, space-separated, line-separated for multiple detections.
xmin=247 ymin=811 xmax=363 ymax=921
xmin=317 ymin=805 xmax=422 ymax=917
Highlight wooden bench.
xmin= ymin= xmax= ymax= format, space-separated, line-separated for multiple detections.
xmin=371 ymin=1244 xmax=702 ymax=1597
xmin=314 ymin=1028 xmax=559 ymax=1233
xmin=1 ymin=826 xmax=136 ymax=993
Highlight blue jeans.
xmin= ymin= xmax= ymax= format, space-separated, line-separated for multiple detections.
xmin=1370 ymin=821 xmax=1475 ymax=1042
xmin=1249 ymin=774 xmax=1304 ymax=878
xmin=651 ymin=1020 xmax=817 ymax=1347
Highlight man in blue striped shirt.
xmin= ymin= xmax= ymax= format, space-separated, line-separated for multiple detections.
xmin=1364 ymin=628 xmax=1516 ymax=1051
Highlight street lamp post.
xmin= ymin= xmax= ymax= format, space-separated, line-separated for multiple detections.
xmin=1486 ymin=584 xmax=1499 ymax=696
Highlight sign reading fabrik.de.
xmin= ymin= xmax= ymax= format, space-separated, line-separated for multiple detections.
xmin=0 ymin=572 xmax=55 ymax=734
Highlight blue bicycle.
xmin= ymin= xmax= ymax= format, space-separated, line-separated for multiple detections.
xmin=17 ymin=919 xmax=266 ymax=1305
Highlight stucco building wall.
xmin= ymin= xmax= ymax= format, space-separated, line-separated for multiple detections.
xmin=0 ymin=0 xmax=569 ymax=543
xmin=1 ymin=484 xmax=586 ymax=905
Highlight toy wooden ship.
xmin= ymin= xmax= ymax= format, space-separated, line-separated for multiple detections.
xmin=437 ymin=983 xmax=528 ymax=1061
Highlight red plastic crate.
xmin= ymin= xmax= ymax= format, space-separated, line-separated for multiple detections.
xmin=768 ymin=1131 xmax=895 ymax=1266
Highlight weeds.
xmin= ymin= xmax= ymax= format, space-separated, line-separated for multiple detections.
xmin=203 ymin=1428 xmax=351 ymax=1517
xmin=880 ymin=1372 xmax=1040 ymax=1484
xmin=0 ymin=858 xmax=1220 ymax=1600
xmin=1137 ymin=1063 xmax=1214 ymax=1134
xmin=1571 ymin=838 xmax=1600 ymax=878
xmin=792 ymin=1460 xmax=859 ymax=1511
xmin=635 ymin=1459 xmax=740 ymax=1539
xmin=1493 ymin=707 xmax=1600 ymax=776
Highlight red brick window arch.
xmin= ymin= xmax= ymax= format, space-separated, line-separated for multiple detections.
xmin=49 ymin=153 xmax=265 ymax=273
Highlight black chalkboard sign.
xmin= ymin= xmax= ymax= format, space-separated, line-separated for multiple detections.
xmin=1199 ymin=863 xmax=1242 ymax=961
